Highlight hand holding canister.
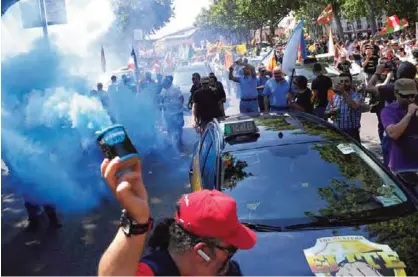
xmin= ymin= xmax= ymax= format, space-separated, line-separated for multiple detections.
xmin=96 ymin=125 xmax=140 ymax=173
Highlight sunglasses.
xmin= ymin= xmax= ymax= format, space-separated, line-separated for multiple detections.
xmin=201 ymin=240 xmax=237 ymax=275
xmin=397 ymin=93 xmax=416 ymax=99
xmin=338 ymin=79 xmax=351 ymax=84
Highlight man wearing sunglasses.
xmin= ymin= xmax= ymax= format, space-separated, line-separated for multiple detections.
xmin=380 ymin=78 xmax=418 ymax=171
xmin=98 ymin=157 xmax=256 ymax=276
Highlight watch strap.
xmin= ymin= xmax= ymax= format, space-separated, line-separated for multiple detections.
xmin=120 ymin=209 xmax=154 ymax=236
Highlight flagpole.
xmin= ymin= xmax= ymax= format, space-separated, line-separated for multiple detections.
xmin=288 ymin=68 xmax=296 ymax=94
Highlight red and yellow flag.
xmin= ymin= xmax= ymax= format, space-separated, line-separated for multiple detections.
xmin=317 ymin=4 xmax=333 ymax=25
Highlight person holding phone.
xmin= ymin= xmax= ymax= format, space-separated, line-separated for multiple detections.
xmin=98 ymin=158 xmax=256 ymax=276
xmin=380 ymin=78 xmax=418 ymax=171
xmin=325 ymin=73 xmax=363 ymax=142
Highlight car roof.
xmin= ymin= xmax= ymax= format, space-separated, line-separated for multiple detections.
xmin=174 ymin=62 xmax=211 ymax=72
xmin=216 ymin=112 xmax=351 ymax=152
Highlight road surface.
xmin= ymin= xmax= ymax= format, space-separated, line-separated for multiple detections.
xmin=1 ymin=78 xmax=382 ymax=275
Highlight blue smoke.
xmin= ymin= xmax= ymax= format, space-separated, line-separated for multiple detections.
xmin=1 ymin=39 xmax=178 ymax=213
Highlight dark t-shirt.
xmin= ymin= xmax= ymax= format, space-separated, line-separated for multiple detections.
xmin=215 ymin=81 xmax=226 ymax=100
xmin=311 ymin=75 xmax=332 ymax=108
xmin=337 ymin=61 xmax=352 ymax=73
xmin=363 ymin=54 xmax=379 ymax=74
xmin=294 ymin=88 xmax=313 ymax=114
xmin=189 ymin=84 xmax=202 ymax=104
xmin=353 ymin=46 xmax=362 ymax=61
xmin=193 ymin=88 xmax=223 ymax=122
xmin=372 ymin=45 xmax=380 ymax=56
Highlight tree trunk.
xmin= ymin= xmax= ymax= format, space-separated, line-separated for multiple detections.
xmin=333 ymin=7 xmax=345 ymax=40
xmin=259 ymin=24 xmax=263 ymax=42
xmin=270 ymin=24 xmax=275 ymax=39
xmin=366 ymin=0 xmax=378 ymax=35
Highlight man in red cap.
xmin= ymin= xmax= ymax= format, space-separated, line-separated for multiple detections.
xmin=98 ymin=157 xmax=256 ymax=276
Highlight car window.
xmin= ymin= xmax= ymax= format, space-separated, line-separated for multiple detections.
xmin=220 ymin=142 xmax=408 ymax=224
xmin=199 ymin=132 xmax=213 ymax=172
xmin=202 ymin=144 xmax=217 ymax=190
xmin=173 ymin=71 xmax=192 ymax=85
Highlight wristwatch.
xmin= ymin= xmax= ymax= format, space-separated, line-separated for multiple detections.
xmin=120 ymin=209 xmax=153 ymax=236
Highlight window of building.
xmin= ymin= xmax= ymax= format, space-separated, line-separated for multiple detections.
xmin=356 ymin=20 xmax=362 ymax=30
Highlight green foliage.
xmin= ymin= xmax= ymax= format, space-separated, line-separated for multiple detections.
xmin=381 ymin=0 xmax=418 ymax=24
xmin=195 ymin=0 xmax=301 ymax=40
xmin=367 ymin=213 xmax=418 ymax=276
xmin=112 ymin=0 xmax=173 ymax=35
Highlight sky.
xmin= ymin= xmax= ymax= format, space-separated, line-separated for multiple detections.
xmin=149 ymin=0 xmax=211 ymax=40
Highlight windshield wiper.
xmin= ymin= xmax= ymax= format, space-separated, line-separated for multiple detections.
xmin=242 ymin=222 xmax=283 ymax=232
xmin=285 ymin=214 xmax=398 ymax=230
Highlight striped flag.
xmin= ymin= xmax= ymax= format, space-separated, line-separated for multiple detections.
xmin=260 ymin=49 xmax=277 ymax=72
xmin=100 ymin=45 xmax=106 ymax=73
xmin=297 ymin=29 xmax=307 ymax=62
xmin=379 ymin=15 xmax=409 ymax=35
xmin=317 ymin=4 xmax=333 ymax=25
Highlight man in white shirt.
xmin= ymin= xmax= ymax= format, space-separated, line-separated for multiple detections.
xmin=161 ymin=76 xmax=184 ymax=149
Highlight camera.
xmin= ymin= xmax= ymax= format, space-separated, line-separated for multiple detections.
xmin=412 ymin=48 xmax=418 ymax=59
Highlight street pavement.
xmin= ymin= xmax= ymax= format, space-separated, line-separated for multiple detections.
xmin=1 ymin=78 xmax=382 ymax=275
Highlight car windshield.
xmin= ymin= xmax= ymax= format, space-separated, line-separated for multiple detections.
xmin=220 ymin=142 xmax=408 ymax=225
xmin=295 ymin=64 xmax=338 ymax=82
xmin=173 ymin=71 xmax=193 ymax=85
xmin=173 ymin=64 xmax=210 ymax=85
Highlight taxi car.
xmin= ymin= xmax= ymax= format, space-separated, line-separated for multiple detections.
xmin=189 ymin=112 xmax=418 ymax=276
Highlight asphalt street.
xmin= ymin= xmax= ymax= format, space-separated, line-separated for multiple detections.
xmin=1 ymin=80 xmax=382 ymax=276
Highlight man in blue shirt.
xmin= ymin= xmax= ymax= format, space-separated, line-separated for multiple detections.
xmin=229 ymin=64 xmax=259 ymax=114
xmin=325 ymin=73 xmax=363 ymax=142
xmin=262 ymin=67 xmax=291 ymax=112
xmin=256 ymin=67 xmax=269 ymax=112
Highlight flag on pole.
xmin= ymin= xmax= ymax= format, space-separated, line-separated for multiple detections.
xmin=297 ymin=29 xmax=307 ymax=62
xmin=260 ymin=49 xmax=277 ymax=72
xmin=317 ymin=4 xmax=333 ymax=25
xmin=224 ymin=50 xmax=234 ymax=70
xmin=100 ymin=45 xmax=106 ymax=73
xmin=379 ymin=15 xmax=409 ymax=35
xmin=282 ymin=20 xmax=305 ymax=76
xmin=328 ymin=25 xmax=335 ymax=56
xmin=128 ymin=47 xmax=139 ymax=71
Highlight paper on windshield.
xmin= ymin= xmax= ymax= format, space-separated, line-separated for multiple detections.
xmin=303 ymin=236 xmax=407 ymax=276
xmin=337 ymin=143 xmax=356 ymax=155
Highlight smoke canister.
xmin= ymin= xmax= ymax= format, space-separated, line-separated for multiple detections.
xmin=96 ymin=125 xmax=140 ymax=172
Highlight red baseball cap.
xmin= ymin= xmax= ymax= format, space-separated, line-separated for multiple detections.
xmin=175 ymin=190 xmax=256 ymax=250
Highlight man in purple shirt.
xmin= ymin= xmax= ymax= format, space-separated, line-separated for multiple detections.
xmin=380 ymin=78 xmax=418 ymax=171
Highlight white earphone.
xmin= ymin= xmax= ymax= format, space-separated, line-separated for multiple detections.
xmin=197 ymin=249 xmax=211 ymax=262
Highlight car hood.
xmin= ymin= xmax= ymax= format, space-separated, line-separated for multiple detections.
xmin=234 ymin=213 xmax=417 ymax=276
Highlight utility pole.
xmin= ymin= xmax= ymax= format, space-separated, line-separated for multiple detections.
xmin=39 ymin=0 xmax=48 ymax=38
